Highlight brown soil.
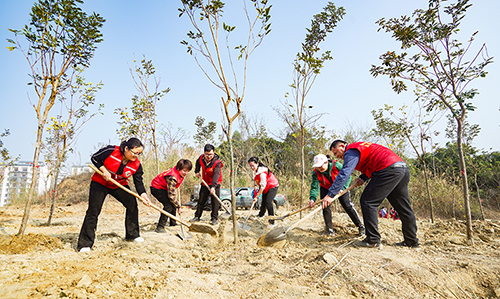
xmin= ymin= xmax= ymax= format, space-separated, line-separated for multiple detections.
xmin=1 ymin=200 xmax=500 ymax=298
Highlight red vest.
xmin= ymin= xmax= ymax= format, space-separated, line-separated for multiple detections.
xmin=313 ymin=161 xmax=340 ymax=189
xmin=254 ymin=169 xmax=279 ymax=193
xmin=346 ymin=142 xmax=403 ymax=178
xmin=151 ymin=166 xmax=185 ymax=190
xmin=200 ymin=155 xmax=223 ymax=185
xmin=92 ymin=146 xmax=141 ymax=189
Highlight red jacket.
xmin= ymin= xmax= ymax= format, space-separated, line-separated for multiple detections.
xmin=91 ymin=146 xmax=141 ymax=189
xmin=199 ymin=155 xmax=223 ymax=185
xmin=254 ymin=168 xmax=279 ymax=193
xmin=346 ymin=142 xmax=403 ymax=178
xmin=151 ymin=166 xmax=185 ymax=190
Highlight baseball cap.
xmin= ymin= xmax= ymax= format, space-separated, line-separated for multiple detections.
xmin=313 ymin=154 xmax=328 ymax=168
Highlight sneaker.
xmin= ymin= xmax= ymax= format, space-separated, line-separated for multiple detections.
xmin=189 ymin=217 xmax=200 ymax=223
xmin=155 ymin=226 xmax=166 ymax=233
xmin=394 ymin=241 xmax=419 ymax=248
xmin=358 ymin=225 xmax=366 ymax=236
xmin=133 ymin=237 xmax=144 ymax=243
xmin=321 ymin=228 xmax=335 ymax=237
xmin=79 ymin=247 xmax=91 ymax=253
xmin=211 ymin=219 xmax=218 ymax=225
xmin=353 ymin=239 xmax=382 ymax=248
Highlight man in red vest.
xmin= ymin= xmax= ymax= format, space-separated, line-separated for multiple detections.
xmin=190 ymin=144 xmax=223 ymax=225
xmin=322 ymin=140 xmax=419 ymax=248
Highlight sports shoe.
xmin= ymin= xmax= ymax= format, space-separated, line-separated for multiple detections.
xmin=394 ymin=241 xmax=419 ymax=248
xmin=211 ymin=219 xmax=218 ymax=225
xmin=189 ymin=217 xmax=200 ymax=223
xmin=79 ymin=247 xmax=91 ymax=253
xmin=133 ymin=237 xmax=144 ymax=243
xmin=321 ymin=228 xmax=335 ymax=237
xmin=358 ymin=225 xmax=366 ymax=236
xmin=353 ymin=239 xmax=382 ymax=248
xmin=155 ymin=226 xmax=166 ymax=233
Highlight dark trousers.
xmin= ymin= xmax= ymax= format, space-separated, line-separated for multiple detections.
xmin=150 ymin=187 xmax=177 ymax=227
xmin=77 ymin=181 xmax=140 ymax=250
xmin=258 ymin=186 xmax=278 ymax=224
xmin=320 ymin=187 xmax=362 ymax=229
xmin=360 ymin=166 xmax=418 ymax=244
xmin=195 ymin=185 xmax=220 ymax=220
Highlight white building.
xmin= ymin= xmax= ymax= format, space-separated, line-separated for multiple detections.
xmin=0 ymin=161 xmax=52 ymax=207
xmin=71 ymin=164 xmax=92 ymax=176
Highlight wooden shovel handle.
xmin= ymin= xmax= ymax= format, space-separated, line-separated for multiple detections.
xmin=200 ymin=178 xmax=232 ymax=214
xmin=285 ymin=183 xmax=357 ymax=233
xmin=88 ymin=164 xmax=191 ymax=227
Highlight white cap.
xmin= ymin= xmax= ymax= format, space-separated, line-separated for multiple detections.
xmin=313 ymin=154 xmax=328 ymax=168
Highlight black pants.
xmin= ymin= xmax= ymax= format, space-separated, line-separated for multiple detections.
xmin=195 ymin=185 xmax=220 ymax=221
xmin=77 ymin=181 xmax=140 ymax=250
xmin=150 ymin=186 xmax=177 ymax=227
xmin=258 ymin=186 xmax=278 ymax=224
xmin=320 ymin=187 xmax=362 ymax=229
xmin=360 ymin=165 xmax=418 ymax=244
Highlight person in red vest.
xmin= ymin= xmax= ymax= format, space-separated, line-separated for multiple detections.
xmin=150 ymin=159 xmax=193 ymax=233
xmin=190 ymin=144 xmax=223 ymax=225
xmin=323 ymin=140 xmax=419 ymax=248
xmin=308 ymin=154 xmax=364 ymax=237
xmin=77 ymin=138 xmax=152 ymax=253
xmin=248 ymin=156 xmax=279 ymax=227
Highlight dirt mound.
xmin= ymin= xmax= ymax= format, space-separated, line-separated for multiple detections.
xmin=0 ymin=233 xmax=64 ymax=254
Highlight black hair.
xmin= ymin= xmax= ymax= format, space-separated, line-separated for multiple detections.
xmin=329 ymin=139 xmax=347 ymax=151
xmin=120 ymin=137 xmax=144 ymax=154
xmin=248 ymin=156 xmax=273 ymax=174
xmin=325 ymin=154 xmax=333 ymax=162
xmin=204 ymin=144 xmax=215 ymax=152
xmin=175 ymin=159 xmax=193 ymax=171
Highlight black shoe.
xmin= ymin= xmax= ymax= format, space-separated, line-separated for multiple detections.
xmin=211 ymin=219 xmax=218 ymax=225
xmin=155 ymin=226 xmax=166 ymax=233
xmin=394 ymin=241 xmax=419 ymax=248
xmin=321 ymin=228 xmax=335 ymax=236
xmin=358 ymin=225 xmax=365 ymax=236
xmin=189 ymin=217 xmax=200 ymax=223
xmin=353 ymin=239 xmax=382 ymax=248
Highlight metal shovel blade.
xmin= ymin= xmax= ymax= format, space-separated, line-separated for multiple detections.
xmin=237 ymin=222 xmax=252 ymax=230
xmin=219 ymin=211 xmax=232 ymax=220
xmin=177 ymin=223 xmax=193 ymax=240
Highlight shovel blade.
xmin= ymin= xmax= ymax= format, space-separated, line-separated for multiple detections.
xmin=188 ymin=223 xmax=218 ymax=236
xmin=237 ymin=222 xmax=252 ymax=230
xmin=178 ymin=225 xmax=193 ymax=240
xmin=219 ymin=212 xmax=232 ymax=220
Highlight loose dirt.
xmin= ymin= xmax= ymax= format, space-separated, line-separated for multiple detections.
xmin=1 ymin=200 xmax=499 ymax=298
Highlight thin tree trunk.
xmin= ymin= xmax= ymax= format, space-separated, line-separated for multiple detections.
xmin=228 ymin=121 xmax=238 ymax=244
xmin=47 ymin=167 xmax=61 ymax=225
xmin=474 ymin=172 xmax=485 ymax=220
xmin=422 ymin=163 xmax=435 ymax=223
xmin=456 ymin=119 xmax=473 ymax=244
xmin=300 ymin=127 xmax=305 ymax=218
xmin=18 ymin=129 xmax=43 ymax=236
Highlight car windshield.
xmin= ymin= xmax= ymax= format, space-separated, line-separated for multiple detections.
xmin=220 ymin=189 xmax=230 ymax=196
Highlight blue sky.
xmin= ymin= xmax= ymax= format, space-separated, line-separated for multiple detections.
xmin=1 ymin=0 xmax=499 ymax=167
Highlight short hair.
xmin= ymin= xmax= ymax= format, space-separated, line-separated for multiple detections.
xmin=176 ymin=159 xmax=193 ymax=171
xmin=204 ymin=144 xmax=215 ymax=152
xmin=329 ymin=139 xmax=347 ymax=151
xmin=120 ymin=137 xmax=144 ymax=153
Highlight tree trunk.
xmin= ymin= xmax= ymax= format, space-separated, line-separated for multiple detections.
xmin=228 ymin=122 xmax=238 ymax=244
xmin=422 ymin=161 xmax=435 ymax=223
xmin=474 ymin=172 xmax=485 ymax=220
xmin=18 ymin=128 xmax=43 ymax=236
xmin=299 ymin=127 xmax=305 ymax=218
xmin=47 ymin=167 xmax=61 ymax=225
xmin=456 ymin=119 xmax=473 ymax=244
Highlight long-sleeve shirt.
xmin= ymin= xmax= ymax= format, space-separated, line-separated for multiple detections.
xmin=91 ymin=145 xmax=146 ymax=195
xmin=194 ymin=153 xmax=222 ymax=188
xmin=310 ymin=161 xmax=351 ymax=201
xmin=327 ymin=149 xmax=366 ymax=198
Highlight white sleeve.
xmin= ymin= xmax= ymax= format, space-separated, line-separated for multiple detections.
xmin=259 ymin=172 xmax=267 ymax=189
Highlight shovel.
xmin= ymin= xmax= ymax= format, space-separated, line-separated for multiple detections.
xmin=200 ymin=179 xmax=232 ymax=219
xmin=257 ymin=184 xmax=356 ymax=247
xmin=176 ymin=189 xmax=192 ymax=240
xmin=237 ymin=200 xmax=256 ymax=230
xmin=268 ymin=201 xmax=320 ymax=221
xmin=89 ymin=164 xmax=217 ymax=236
